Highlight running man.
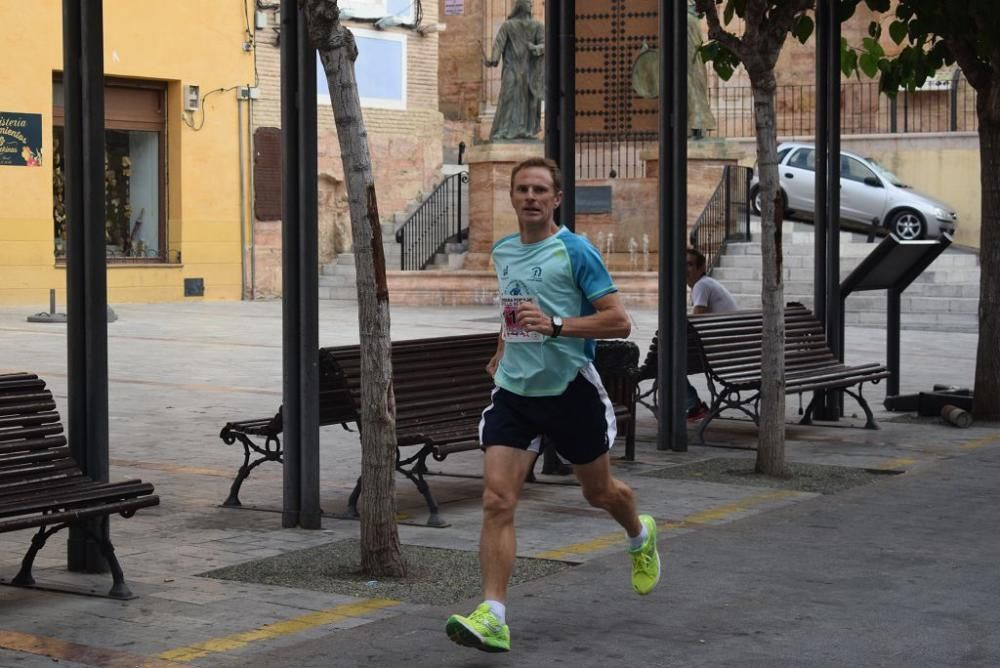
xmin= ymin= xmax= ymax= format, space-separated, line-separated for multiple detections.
xmin=445 ymin=157 xmax=661 ymax=653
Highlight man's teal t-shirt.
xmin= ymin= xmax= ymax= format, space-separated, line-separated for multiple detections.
xmin=492 ymin=226 xmax=618 ymax=397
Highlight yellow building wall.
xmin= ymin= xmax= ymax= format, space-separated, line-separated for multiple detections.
xmin=0 ymin=0 xmax=253 ymax=305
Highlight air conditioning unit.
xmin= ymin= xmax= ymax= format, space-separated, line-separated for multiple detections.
xmin=183 ymin=84 xmax=201 ymax=112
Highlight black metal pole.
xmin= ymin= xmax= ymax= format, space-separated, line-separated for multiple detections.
xmin=558 ymin=0 xmax=575 ymax=231
xmin=658 ymin=0 xmax=687 ymax=452
xmin=814 ymin=0 xmax=829 ymax=326
xmin=64 ymin=0 xmax=111 ymax=573
xmin=544 ymin=1 xmax=560 ymax=171
xmin=823 ymin=2 xmax=843 ymax=417
xmin=887 ymin=287 xmax=901 ymax=397
xmin=280 ymin=0 xmax=302 ymax=529
xmin=297 ymin=12 xmax=321 ymax=530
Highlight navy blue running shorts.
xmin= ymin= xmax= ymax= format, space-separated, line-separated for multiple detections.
xmin=478 ymin=364 xmax=617 ymax=465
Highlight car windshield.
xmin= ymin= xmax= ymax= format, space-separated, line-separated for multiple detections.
xmin=865 ymin=158 xmax=909 ymax=188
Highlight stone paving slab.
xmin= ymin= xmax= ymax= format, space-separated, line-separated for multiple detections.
xmin=0 ymin=300 xmax=987 ymax=666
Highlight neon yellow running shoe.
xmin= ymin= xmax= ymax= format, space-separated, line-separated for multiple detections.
xmin=446 ymin=602 xmax=510 ymax=652
xmin=629 ymin=514 xmax=661 ymax=595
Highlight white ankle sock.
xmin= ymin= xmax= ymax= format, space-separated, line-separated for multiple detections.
xmin=484 ymin=599 xmax=506 ymax=624
xmin=628 ymin=524 xmax=648 ymax=552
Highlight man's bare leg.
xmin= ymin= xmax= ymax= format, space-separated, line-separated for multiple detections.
xmin=445 ymin=445 xmax=536 ymax=651
xmin=573 ymin=452 xmax=641 ymax=536
xmin=573 ymin=452 xmax=661 ymax=595
xmin=480 ymin=445 xmax=538 ymax=603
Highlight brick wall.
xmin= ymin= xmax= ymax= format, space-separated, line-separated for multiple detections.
xmin=250 ymin=6 xmax=444 ymax=297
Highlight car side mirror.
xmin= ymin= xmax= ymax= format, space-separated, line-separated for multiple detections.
xmin=863 ymin=176 xmax=883 ymax=188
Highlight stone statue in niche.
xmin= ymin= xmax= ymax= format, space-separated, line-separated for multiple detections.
xmin=485 ymin=0 xmax=544 ymax=141
xmin=629 ymin=4 xmax=717 ymax=138
xmin=687 ymin=0 xmax=717 ymax=138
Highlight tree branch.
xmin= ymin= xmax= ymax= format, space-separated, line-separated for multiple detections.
xmin=696 ymin=0 xmax=748 ymax=62
xmin=745 ymin=0 xmax=767 ymax=36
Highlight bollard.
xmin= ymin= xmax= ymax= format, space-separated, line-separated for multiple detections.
xmin=941 ymin=404 xmax=973 ymax=428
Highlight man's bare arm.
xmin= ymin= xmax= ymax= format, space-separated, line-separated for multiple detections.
xmin=487 ymin=332 xmax=505 ymax=376
xmin=515 ymin=292 xmax=631 ymax=339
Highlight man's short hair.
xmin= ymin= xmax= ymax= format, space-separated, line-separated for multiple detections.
xmin=510 ymin=157 xmax=562 ymax=193
xmin=687 ymin=247 xmax=707 ymax=271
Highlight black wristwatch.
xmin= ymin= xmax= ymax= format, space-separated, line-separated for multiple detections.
xmin=550 ymin=315 xmax=564 ymax=338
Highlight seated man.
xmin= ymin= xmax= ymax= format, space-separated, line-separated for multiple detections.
xmin=686 ymin=248 xmax=739 ymax=421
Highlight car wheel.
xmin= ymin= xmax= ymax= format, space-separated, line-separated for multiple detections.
xmin=888 ymin=209 xmax=926 ymax=240
xmin=750 ymin=186 xmax=784 ymax=217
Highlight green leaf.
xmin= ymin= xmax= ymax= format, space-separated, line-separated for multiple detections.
xmin=888 ymin=20 xmax=908 ymax=45
xmin=859 ymin=52 xmax=879 ymax=78
xmin=868 ymin=21 xmax=881 ymax=39
xmin=862 ymin=36 xmax=885 ymax=59
xmin=714 ymin=59 xmax=736 ymax=81
xmin=724 ymin=0 xmax=735 ymax=25
xmin=841 ymin=47 xmax=858 ymax=78
xmin=792 ymin=15 xmax=814 ymax=44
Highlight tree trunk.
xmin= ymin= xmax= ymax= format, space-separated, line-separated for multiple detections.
xmin=302 ymin=0 xmax=406 ymax=577
xmin=749 ymin=73 xmax=787 ymax=476
xmin=974 ymin=85 xmax=1000 ymax=421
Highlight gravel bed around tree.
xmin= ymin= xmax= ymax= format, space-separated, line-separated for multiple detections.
xmin=642 ymin=457 xmax=899 ymax=495
xmin=200 ymin=539 xmax=571 ymax=605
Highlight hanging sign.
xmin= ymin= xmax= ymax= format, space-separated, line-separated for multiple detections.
xmin=0 ymin=112 xmax=43 ymax=167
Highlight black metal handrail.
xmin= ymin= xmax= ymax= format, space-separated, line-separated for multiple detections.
xmin=689 ymin=165 xmax=753 ymax=274
xmin=394 ymin=171 xmax=469 ymax=271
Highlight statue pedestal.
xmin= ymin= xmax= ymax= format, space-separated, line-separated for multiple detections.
xmin=464 ymin=141 xmax=545 ymax=270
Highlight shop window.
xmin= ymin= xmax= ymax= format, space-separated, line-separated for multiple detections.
xmin=316 ymin=29 xmax=407 ymax=110
xmin=52 ymin=78 xmax=171 ymax=263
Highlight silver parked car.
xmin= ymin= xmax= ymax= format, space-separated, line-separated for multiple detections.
xmin=749 ymin=142 xmax=958 ymax=240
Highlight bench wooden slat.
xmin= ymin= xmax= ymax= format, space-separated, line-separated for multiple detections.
xmin=0 ymin=411 xmax=63 ymax=430
xmin=0 ymin=398 xmax=57 ymax=417
xmin=0 ymin=424 xmax=65 ymax=445
xmin=0 ymin=480 xmax=156 ymax=519
xmin=0 ymin=470 xmax=85 ymax=496
xmin=0 ymin=495 xmax=161 ymax=534
xmin=0 ymin=473 xmax=88 ymax=502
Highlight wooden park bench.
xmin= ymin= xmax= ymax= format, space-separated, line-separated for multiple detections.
xmin=0 ymin=373 xmax=159 ymax=599
xmin=219 ymin=332 xmax=639 ymax=526
xmin=635 ymin=304 xmax=889 ymax=443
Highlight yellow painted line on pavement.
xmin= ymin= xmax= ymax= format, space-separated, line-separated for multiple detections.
xmin=535 ymin=489 xmax=800 ymax=561
xmin=111 ymin=457 xmax=250 ymax=479
xmin=959 ymin=433 xmax=1000 ymax=451
xmin=0 ymin=629 xmax=190 ymax=668
xmin=157 ymin=598 xmax=400 ymax=663
xmin=873 ymin=457 xmax=918 ymax=471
